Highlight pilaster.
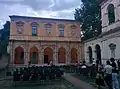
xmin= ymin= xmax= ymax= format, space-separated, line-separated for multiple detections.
xmin=66 ymin=43 xmax=70 ymax=64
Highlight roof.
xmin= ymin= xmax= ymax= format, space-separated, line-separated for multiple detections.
xmin=9 ymin=15 xmax=79 ymax=23
xmin=99 ymin=0 xmax=108 ymax=5
xmin=85 ymin=26 xmax=120 ymax=42
xmin=100 ymin=26 xmax=120 ymax=36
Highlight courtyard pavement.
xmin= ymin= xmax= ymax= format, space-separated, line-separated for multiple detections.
xmin=63 ymin=73 xmax=96 ymax=89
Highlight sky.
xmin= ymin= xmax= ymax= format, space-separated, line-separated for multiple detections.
xmin=0 ymin=0 xmax=81 ymax=28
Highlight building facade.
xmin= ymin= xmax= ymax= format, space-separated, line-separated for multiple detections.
xmin=85 ymin=0 xmax=120 ymax=64
xmin=8 ymin=15 xmax=84 ymax=66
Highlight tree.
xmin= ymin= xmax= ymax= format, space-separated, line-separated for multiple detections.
xmin=0 ymin=21 xmax=10 ymax=56
xmin=74 ymin=0 xmax=102 ymax=40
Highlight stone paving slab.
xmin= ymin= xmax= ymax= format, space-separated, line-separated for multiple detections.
xmin=63 ymin=73 xmax=96 ymax=89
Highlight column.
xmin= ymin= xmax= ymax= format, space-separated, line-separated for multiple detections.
xmin=53 ymin=52 xmax=57 ymax=64
xmin=93 ymin=48 xmax=96 ymax=61
xmin=10 ymin=41 xmax=14 ymax=66
xmin=9 ymin=42 xmax=12 ymax=64
xmin=27 ymin=52 xmax=30 ymax=63
xmin=78 ymin=45 xmax=81 ymax=62
xmin=115 ymin=6 xmax=119 ymax=21
xmin=24 ymin=51 xmax=29 ymax=65
xmin=25 ymin=42 xmax=29 ymax=65
xmin=38 ymin=51 xmax=41 ymax=64
xmin=86 ymin=50 xmax=89 ymax=63
xmin=66 ymin=43 xmax=70 ymax=64
xmin=39 ymin=50 xmax=43 ymax=65
xmin=24 ymin=51 xmax=26 ymax=65
xmin=53 ymin=44 xmax=58 ymax=65
xmin=66 ymin=51 xmax=68 ymax=64
xmin=39 ymin=47 xmax=44 ymax=65
xmin=12 ymin=50 xmax=14 ymax=66
xmin=40 ymin=45 xmax=44 ymax=65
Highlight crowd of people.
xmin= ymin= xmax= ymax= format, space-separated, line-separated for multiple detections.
xmin=12 ymin=65 xmax=64 ymax=82
xmin=6 ymin=59 xmax=120 ymax=89
xmin=75 ymin=58 xmax=120 ymax=89
xmin=96 ymin=58 xmax=119 ymax=89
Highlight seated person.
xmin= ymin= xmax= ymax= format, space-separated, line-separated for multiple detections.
xmin=6 ymin=71 xmax=12 ymax=76
xmin=13 ymin=69 xmax=21 ymax=81
xmin=40 ymin=68 xmax=46 ymax=80
xmin=22 ymin=70 xmax=30 ymax=81
xmin=30 ymin=70 xmax=38 ymax=81
xmin=48 ymin=67 xmax=52 ymax=80
xmin=51 ymin=66 xmax=55 ymax=79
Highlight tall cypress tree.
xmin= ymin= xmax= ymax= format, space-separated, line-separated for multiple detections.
xmin=74 ymin=0 xmax=102 ymax=40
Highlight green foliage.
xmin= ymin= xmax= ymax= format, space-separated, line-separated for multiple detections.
xmin=0 ymin=21 xmax=10 ymax=55
xmin=74 ymin=0 xmax=102 ymax=40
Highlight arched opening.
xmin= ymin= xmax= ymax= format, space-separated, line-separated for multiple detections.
xmin=30 ymin=46 xmax=38 ymax=64
xmin=14 ymin=47 xmax=24 ymax=64
xmin=107 ymin=4 xmax=115 ymax=24
xmin=58 ymin=47 xmax=66 ymax=63
xmin=44 ymin=47 xmax=53 ymax=64
xmin=95 ymin=44 xmax=101 ymax=64
xmin=88 ymin=46 xmax=93 ymax=63
xmin=71 ymin=48 xmax=78 ymax=63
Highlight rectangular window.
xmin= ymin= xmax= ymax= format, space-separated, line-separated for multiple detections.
xmin=32 ymin=26 xmax=37 ymax=36
xmin=59 ymin=30 xmax=64 ymax=36
xmin=59 ymin=28 xmax=64 ymax=36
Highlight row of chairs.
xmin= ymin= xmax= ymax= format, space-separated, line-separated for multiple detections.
xmin=12 ymin=65 xmax=64 ymax=82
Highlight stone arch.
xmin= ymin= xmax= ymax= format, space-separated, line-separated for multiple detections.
xmin=88 ymin=46 xmax=93 ymax=63
xmin=30 ymin=22 xmax=38 ymax=26
xmin=107 ymin=4 xmax=115 ymax=24
xmin=44 ymin=47 xmax=53 ymax=64
xmin=14 ymin=46 xmax=24 ymax=64
xmin=30 ymin=46 xmax=39 ymax=64
xmin=95 ymin=44 xmax=101 ymax=64
xmin=71 ymin=48 xmax=78 ymax=63
xmin=58 ymin=47 xmax=66 ymax=63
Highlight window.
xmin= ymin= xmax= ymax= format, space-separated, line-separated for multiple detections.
xmin=107 ymin=4 xmax=115 ymax=24
xmin=31 ymin=22 xmax=38 ymax=36
xmin=45 ymin=23 xmax=52 ymax=35
xmin=59 ymin=28 xmax=64 ymax=36
xmin=32 ymin=26 xmax=37 ymax=36
xmin=16 ymin=21 xmax=24 ymax=34
xmin=58 ymin=24 xmax=65 ymax=37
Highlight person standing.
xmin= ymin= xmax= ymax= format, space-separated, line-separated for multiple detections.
xmin=110 ymin=58 xmax=119 ymax=89
xmin=93 ymin=58 xmax=96 ymax=65
xmin=104 ymin=60 xmax=113 ymax=89
xmin=117 ymin=59 xmax=120 ymax=71
xmin=81 ymin=61 xmax=87 ymax=76
xmin=95 ymin=64 xmax=105 ymax=89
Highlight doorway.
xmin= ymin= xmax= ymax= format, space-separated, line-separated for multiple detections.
xmin=44 ymin=47 xmax=53 ymax=64
xmin=44 ymin=55 xmax=48 ymax=64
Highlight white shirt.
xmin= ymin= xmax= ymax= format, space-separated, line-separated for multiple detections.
xmin=104 ymin=65 xmax=112 ymax=74
xmin=93 ymin=60 xmax=96 ymax=64
xmin=81 ymin=65 xmax=86 ymax=68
